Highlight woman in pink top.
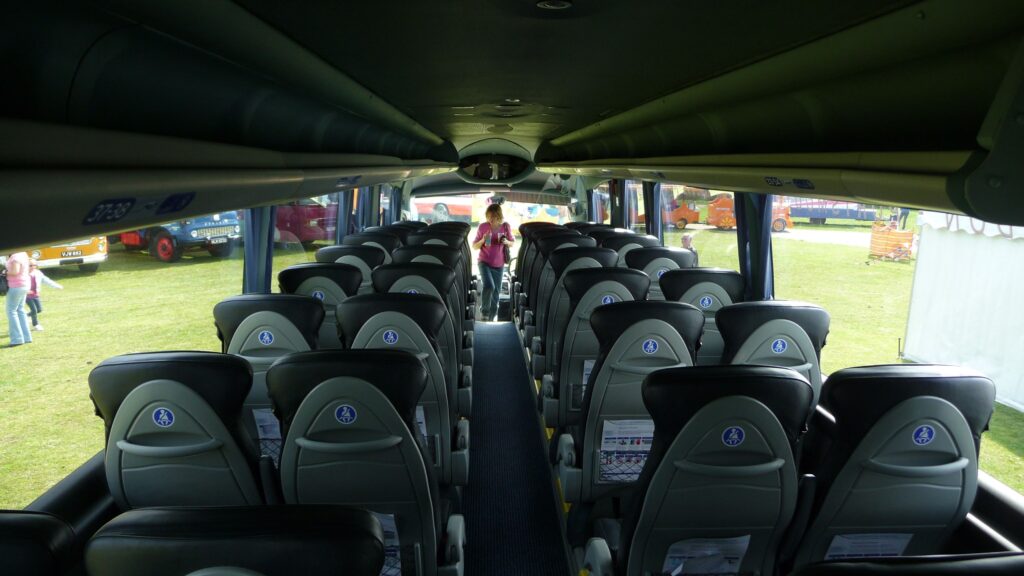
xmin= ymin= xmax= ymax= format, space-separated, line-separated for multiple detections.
xmin=4 ymin=251 xmax=33 ymax=346
xmin=472 ymin=204 xmax=514 ymax=321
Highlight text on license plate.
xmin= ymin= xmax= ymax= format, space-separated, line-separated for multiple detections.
xmin=61 ymin=250 xmax=83 ymax=257
xmin=209 ymin=237 xmax=228 ymax=244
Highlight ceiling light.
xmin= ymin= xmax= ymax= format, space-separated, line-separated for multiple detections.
xmin=505 ymin=98 xmax=521 ymax=104
xmin=536 ymin=1 xmax=573 ymax=10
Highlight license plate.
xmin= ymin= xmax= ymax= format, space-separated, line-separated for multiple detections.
xmin=60 ymin=250 xmax=83 ymax=257
xmin=209 ymin=237 xmax=228 ymax=245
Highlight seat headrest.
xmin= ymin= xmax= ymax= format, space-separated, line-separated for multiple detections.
xmin=823 ymin=364 xmax=996 ymax=454
xmin=624 ymin=246 xmax=697 ymax=270
xmin=342 ymin=232 xmax=401 ymax=253
xmin=213 ymin=294 xmax=325 ymax=350
xmin=85 ymin=506 xmax=385 ymax=576
xmin=372 ymin=263 xmax=456 ymax=295
xmin=277 ymin=263 xmax=363 ymax=297
xmin=379 ymin=225 xmax=414 ymax=243
xmin=520 ymin=221 xmax=561 ymax=237
xmin=578 ymin=223 xmax=615 ymax=234
xmin=563 ymin=221 xmax=594 ymax=230
xmin=601 ymin=234 xmax=661 ymax=251
xmin=659 ymin=268 xmax=745 ymax=303
xmin=548 ymin=247 xmax=617 ymax=277
xmin=564 ymin=267 xmax=651 ymax=302
xmin=406 ymin=230 xmax=465 ymax=247
xmin=427 ymin=223 xmax=471 ymax=236
xmin=643 ymin=365 xmax=814 ymax=447
xmin=267 ymin=349 xmax=428 ymax=440
xmin=716 ymin=300 xmax=830 ymax=361
xmin=587 ymin=228 xmax=634 ymax=243
xmin=89 ymin=352 xmax=252 ymax=438
xmin=529 ymin=228 xmax=580 ymax=246
xmin=0 ymin=511 xmax=76 ymax=576
xmin=337 ymin=293 xmax=447 ymax=345
xmin=391 ymin=245 xmax=461 ymax=268
xmin=537 ymin=234 xmax=597 ymax=256
xmin=315 ymin=245 xmax=388 ymax=267
xmin=591 ymin=301 xmax=705 ymax=360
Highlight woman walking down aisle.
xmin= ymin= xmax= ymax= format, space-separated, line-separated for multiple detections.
xmin=4 ymin=251 xmax=33 ymax=347
xmin=472 ymin=204 xmax=514 ymax=321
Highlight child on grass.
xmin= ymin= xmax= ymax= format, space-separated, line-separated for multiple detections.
xmin=27 ymin=261 xmax=63 ymax=331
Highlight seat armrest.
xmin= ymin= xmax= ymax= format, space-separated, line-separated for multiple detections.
xmin=438 ymin=514 xmax=466 ymax=576
xmin=582 ymin=538 xmax=614 ymax=576
xmin=557 ymin=434 xmax=582 ymax=503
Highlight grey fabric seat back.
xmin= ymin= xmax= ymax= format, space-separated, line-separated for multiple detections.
xmin=278 ymin=263 xmax=363 ymax=349
xmin=577 ymin=301 xmax=705 ymax=503
xmin=516 ymin=222 xmax=559 ymax=282
xmin=342 ymin=231 xmax=401 ymax=265
xmin=586 ymin=228 xmax=633 ymax=246
xmin=542 ymin=247 xmax=618 ymax=373
xmin=660 ymin=268 xmax=745 ymax=364
xmin=619 ymin=366 xmax=814 ymax=576
xmin=392 ymin=245 xmax=468 ymax=339
xmin=535 ymin=238 xmax=602 ymax=347
xmin=522 ymin=228 xmax=577 ymax=315
xmin=213 ymin=294 xmax=324 ymax=455
xmin=316 ymin=245 xmax=388 ymax=294
xmin=85 ymin=506 xmax=387 ymax=576
xmin=407 ymin=230 xmax=471 ymax=290
xmin=793 ymin=365 xmax=996 ymax=569
xmin=88 ymin=352 xmax=260 ymax=510
xmin=624 ymin=247 xmax=698 ymax=300
xmin=267 ymin=350 xmax=439 ymax=575
xmin=718 ymin=300 xmax=830 ymax=406
xmin=554 ymin=268 xmax=649 ymax=426
xmin=372 ymin=263 xmax=461 ymax=421
xmin=600 ymin=234 xmax=661 ymax=267
xmin=337 ymin=294 xmax=458 ymax=485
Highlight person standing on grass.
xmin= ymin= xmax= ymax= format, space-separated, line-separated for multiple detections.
xmin=4 ymin=251 xmax=33 ymax=347
xmin=472 ymin=204 xmax=513 ymax=322
xmin=26 ymin=260 xmax=62 ymax=331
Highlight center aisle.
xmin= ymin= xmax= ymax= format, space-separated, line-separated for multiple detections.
xmin=463 ymin=322 xmax=572 ymax=575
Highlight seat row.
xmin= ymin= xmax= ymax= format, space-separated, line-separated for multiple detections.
xmin=87 ymin=347 xmax=465 ymax=576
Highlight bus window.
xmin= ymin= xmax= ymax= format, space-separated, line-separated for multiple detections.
xmin=593 ymin=183 xmax=611 ymax=225
xmin=661 ymin=189 xmax=739 ymax=270
xmin=772 ymin=194 xmax=1024 ymax=495
xmin=410 ymin=194 xmax=476 ymax=225
xmin=625 ymin=180 xmax=645 ymax=233
xmin=0 ymin=209 xmax=250 ymax=509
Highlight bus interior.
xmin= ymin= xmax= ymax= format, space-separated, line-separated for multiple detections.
xmin=3 ymin=1 xmax=1024 ymax=575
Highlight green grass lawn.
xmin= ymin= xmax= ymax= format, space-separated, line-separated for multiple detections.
xmin=1 ymin=232 xmax=1022 ymax=507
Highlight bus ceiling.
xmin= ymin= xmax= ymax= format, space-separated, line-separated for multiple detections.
xmin=5 ymin=0 xmax=1024 ymax=250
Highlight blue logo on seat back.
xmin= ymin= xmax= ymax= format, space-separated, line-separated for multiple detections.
xmin=406 ymin=288 xmax=419 ymax=294
xmin=153 ymin=407 xmax=175 ymax=428
xmin=722 ymin=426 xmax=745 ymax=447
xmin=335 ymin=404 xmax=357 ymax=425
xmin=311 ymin=290 xmax=325 ymax=301
xmin=258 ymin=330 xmax=274 ymax=346
xmin=699 ymin=296 xmax=714 ymax=309
xmin=913 ymin=424 xmax=935 ymax=446
xmin=657 ymin=268 xmax=669 ymax=279
xmin=642 ymin=339 xmax=659 ymax=354
xmin=383 ymin=330 xmax=399 ymax=345
xmin=771 ymin=338 xmax=788 ymax=354
xmin=601 ymin=295 xmax=617 ymax=305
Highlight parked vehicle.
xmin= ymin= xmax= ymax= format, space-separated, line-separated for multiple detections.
xmin=275 ymin=195 xmax=337 ymax=247
xmin=638 ymin=198 xmax=701 ymax=229
xmin=26 ymin=237 xmax=108 ymax=273
xmin=706 ymin=194 xmax=793 ymax=232
xmin=117 ymin=212 xmax=242 ymax=262
xmin=787 ymin=198 xmax=878 ymax=224
xmin=411 ymin=195 xmax=474 ymax=223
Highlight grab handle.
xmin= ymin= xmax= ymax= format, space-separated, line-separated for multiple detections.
xmin=295 ymin=435 xmax=402 ymax=454
xmin=863 ymin=457 xmax=969 ymax=478
xmin=675 ymin=458 xmax=785 ymax=477
xmin=116 ymin=438 xmax=222 ymax=458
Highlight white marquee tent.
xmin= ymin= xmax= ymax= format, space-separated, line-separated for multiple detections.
xmin=905 ymin=212 xmax=1024 ymax=410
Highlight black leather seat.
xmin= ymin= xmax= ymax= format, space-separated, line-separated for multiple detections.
xmin=587 ymin=365 xmax=814 ymax=576
xmin=0 ymin=510 xmax=77 ymax=576
xmin=277 ymin=262 xmax=364 ymax=348
xmin=315 ymin=245 xmax=389 ymax=294
xmin=89 ymin=351 xmax=260 ymax=509
xmin=659 ymin=268 xmax=745 ymax=364
xmin=213 ymin=294 xmax=324 ymax=355
xmin=84 ymin=505 xmax=385 ymax=576
xmin=792 ymin=365 xmax=996 ymax=569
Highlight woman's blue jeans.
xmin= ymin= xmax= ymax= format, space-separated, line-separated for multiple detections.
xmin=5 ymin=286 xmax=32 ymax=345
xmin=478 ymin=262 xmax=504 ymax=321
